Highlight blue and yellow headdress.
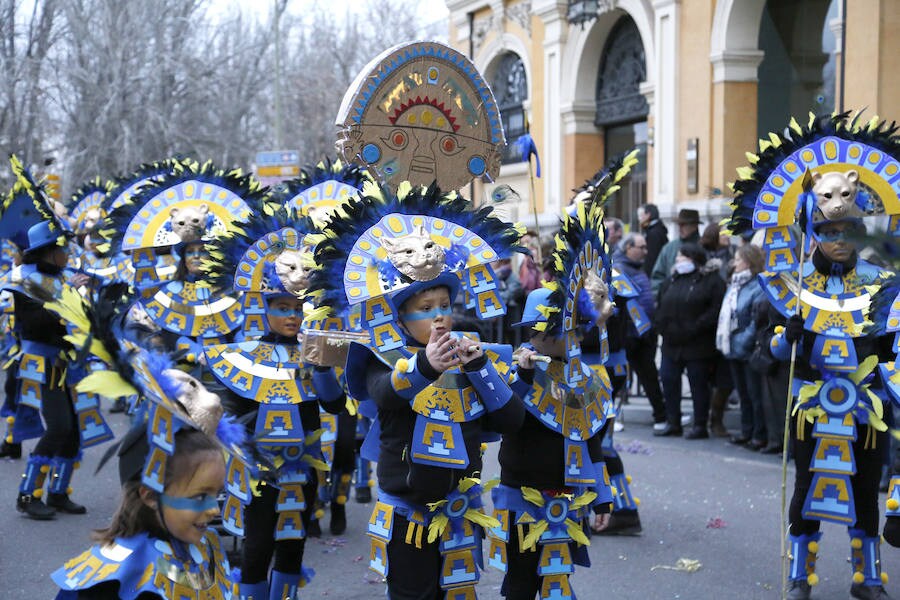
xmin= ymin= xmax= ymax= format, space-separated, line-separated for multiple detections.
xmin=107 ymin=159 xmax=179 ymax=211
xmin=307 ymin=181 xmax=525 ymax=353
xmin=206 ymin=203 xmax=318 ymax=337
xmin=68 ymin=178 xmax=111 ymax=235
xmin=274 ymin=158 xmax=368 ymax=226
xmin=0 ymin=155 xmax=69 ymax=250
xmin=726 ymin=112 xmax=898 ymax=343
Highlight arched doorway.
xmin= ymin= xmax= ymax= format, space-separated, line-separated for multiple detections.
xmin=595 ymin=15 xmax=648 ymax=229
xmin=757 ymin=0 xmax=838 ymax=137
xmin=490 ymin=52 xmax=529 ymax=165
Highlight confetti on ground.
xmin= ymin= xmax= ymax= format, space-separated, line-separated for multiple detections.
xmin=614 ymin=439 xmax=654 ymax=455
xmin=651 ymin=558 xmax=702 ymax=573
xmin=706 ymin=517 xmax=727 ymax=529
xmin=353 ymin=555 xmax=364 ymax=562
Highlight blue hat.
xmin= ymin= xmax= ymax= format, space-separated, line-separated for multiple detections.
xmin=24 ymin=221 xmax=65 ymax=254
xmin=391 ymin=272 xmax=461 ymax=313
xmin=511 ymin=287 xmax=553 ymax=328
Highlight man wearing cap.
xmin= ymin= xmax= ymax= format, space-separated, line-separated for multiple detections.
xmin=650 ymin=208 xmax=702 ymax=293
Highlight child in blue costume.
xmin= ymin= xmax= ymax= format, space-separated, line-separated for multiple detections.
xmin=200 ymin=202 xmax=347 ymax=600
xmin=48 ymin=283 xmax=258 ymax=599
xmin=307 ymin=182 xmax=528 ymax=600
xmin=489 ymin=199 xmax=616 ymax=600
xmin=53 ymin=426 xmax=232 ymax=600
xmin=352 ymin=275 xmax=525 ymax=600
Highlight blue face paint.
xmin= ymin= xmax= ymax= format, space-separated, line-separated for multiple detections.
xmin=267 ymin=306 xmax=304 ymax=318
xmin=816 ymin=229 xmax=851 ymax=242
xmin=185 ymin=250 xmax=207 ymax=258
xmin=401 ymin=306 xmax=453 ymax=322
xmin=159 ymin=493 xmax=219 ymax=512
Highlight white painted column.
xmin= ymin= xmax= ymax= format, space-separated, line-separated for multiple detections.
xmin=651 ymin=0 xmax=679 ymax=209
xmin=534 ymin=0 xmax=568 ymax=225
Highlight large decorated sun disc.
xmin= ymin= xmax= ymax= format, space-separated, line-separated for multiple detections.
xmin=336 ymin=41 xmax=505 ymax=192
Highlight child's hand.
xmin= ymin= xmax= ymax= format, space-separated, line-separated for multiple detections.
xmin=513 ymin=346 xmax=539 ymax=369
xmin=591 ymin=512 xmax=611 ymax=532
xmin=425 ymin=328 xmax=459 ymax=373
xmin=456 ymin=336 xmax=483 ymax=365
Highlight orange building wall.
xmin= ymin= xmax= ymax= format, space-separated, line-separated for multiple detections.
xmin=677 ymin=0 xmax=714 ymax=202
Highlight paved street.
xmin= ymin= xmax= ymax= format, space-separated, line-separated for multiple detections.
xmin=2 ymin=397 xmax=899 ymax=599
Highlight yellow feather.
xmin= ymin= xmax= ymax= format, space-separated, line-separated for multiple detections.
xmin=77 ymin=371 xmax=138 ymax=398
xmin=745 ymin=152 xmax=759 ymax=165
xmin=465 ymin=508 xmax=500 ymax=530
xmin=868 ymin=115 xmax=880 ymax=132
xmin=396 ymin=181 xmax=413 ymax=200
xmin=566 ymin=519 xmax=591 ymax=546
xmin=768 ymin=132 xmax=782 ymax=148
xmin=458 ymin=477 xmax=479 ymax=493
xmin=521 ymin=486 xmax=545 ymax=507
xmin=808 ymin=112 xmax=816 ymax=128
xmin=736 ymin=166 xmax=755 ymax=181
xmin=427 ymin=514 xmax=448 ymax=543
xmin=759 ymin=139 xmax=772 ymax=153
xmin=305 ymin=429 xmax=324 ymax=444
xmin=521 ymin=521 xmax=548 ymax=550
xmin=301 ymin=455 xmax=329 ymax=472
xmin=570 ymin=490 xmax=597 ymax=510
xmin=482 ymin=478 xmax=500 ymax=492
xmin=789 ymin=117 xmax=802 ymax=136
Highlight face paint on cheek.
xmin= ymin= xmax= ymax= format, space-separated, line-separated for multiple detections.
xmin=401 ymin=307 xmax=453 ymax=321
xmin=159 ymin=493 xmax=219 ymax=512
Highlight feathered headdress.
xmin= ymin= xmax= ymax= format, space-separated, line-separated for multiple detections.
xmin=99 ymin=160 xmax=263 ymax=254
xmin=307 ymin=180 xmax=525 ymax=353
xmin=46 ymin=282 xmax=261 ymax=536
xmin=106 ymin=159 xmax=179 ymax=211
xmin=68 ymin=177 xmax=111 ymax=235
xmin=206 ymin=203 xmax=318 ymax=336
xmin=727 ymin=111 xmax=900 ymax=236
xmin=274 ymin=158 xmax=368 ymax=226
xmin=0 ymin=156 xmax=69 ymax=249
xmin=570 ymin=149 xmax=641 ymax=207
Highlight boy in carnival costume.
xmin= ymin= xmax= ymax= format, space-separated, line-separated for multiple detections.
xmin=489 ymin=198 xmax=617 ymax=600
xmin=307 ymin=181 xmax=528 ymax=600
xmin=727 ymin=112 xmax=899 ymax=600
xmin=202 ymin=199 xmax=347 ymax=600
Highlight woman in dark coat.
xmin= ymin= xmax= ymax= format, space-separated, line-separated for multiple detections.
xmin=653 ymin=242 xmax=726 ymax=439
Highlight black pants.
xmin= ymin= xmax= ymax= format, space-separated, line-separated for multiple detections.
xmin=624 ymin=333 xmax=666 ymax=423
xmin=789 ymin=415 xmax=884 ymax=537
xmin=333 ymin=411 xmax=356 ymax=475
xmin=659 ymin=354 xmax=712 ymax=428
xmin=385 ymin=513 xmax=442 ymax=600
xmin=240 ymin=477 xmax=317 ymax=583
xmin=32 ymin=383 xmax=79 ymax=459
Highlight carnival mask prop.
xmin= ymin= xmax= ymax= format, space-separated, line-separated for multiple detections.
xmin=336 ymin=41 xmax=505 ymax=192
xmin=273 ymin=248 xmax=313 ymax=296
xmin=165 ymin=369 xmax=223 ymax=438
xmin=379 ymin=224 xmax=446 ymax=282
xmin=811 ymin=170 xmax=861 ymax=222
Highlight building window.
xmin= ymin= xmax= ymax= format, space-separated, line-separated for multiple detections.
xmin=757 ymin=0 xmax=838 ymax=138
xmin=595 ymin=16 xmax=649 ymax=127
xmin=491 ymin=53 xmax=528 ymax=164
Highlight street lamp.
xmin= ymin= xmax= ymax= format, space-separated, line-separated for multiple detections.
xmin=567 ymin=0 xmax=600 ymax=28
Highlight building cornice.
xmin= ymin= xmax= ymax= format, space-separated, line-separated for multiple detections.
xmin=710 ymin=49 xmax=764 ymax=83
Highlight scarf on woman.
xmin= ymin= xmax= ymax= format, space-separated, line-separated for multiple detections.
xmin=715 ymin=269 xmax=751 ymax=356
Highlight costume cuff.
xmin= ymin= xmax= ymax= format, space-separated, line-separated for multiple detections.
xmin=311 ymin=368 xmax=343 ymax=403
xmin=770 ymin=331 xmax=792 ymax=361
xmin=464 ymin=359 xmax=513 ymax=412
xmin=390 ymin=353 xmax=436 ymax=400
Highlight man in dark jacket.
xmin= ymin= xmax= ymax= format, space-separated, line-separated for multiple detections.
xmin=650 ymin=208 xmax=702 ymax=293
xmin=653 ymin=243 xmax=726 ymax=438
xmin=614 ymin=232 xmax=667 ymax=430
xmin=638 ymin=203 xmax=668 ymax=277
